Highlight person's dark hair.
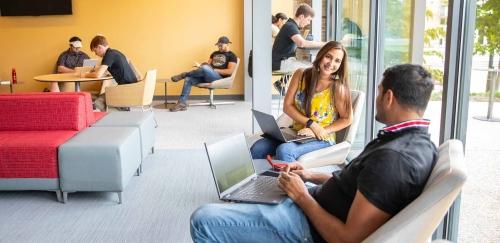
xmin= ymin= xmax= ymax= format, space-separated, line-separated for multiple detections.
xmin=295 ymin=3 xmax=314 ymax=18
xmin=90 ymin=35 xmax=108 ymax=49
xmin=381 ymin=64 xmax=434 ymax=112
xmin=275 ymin=12 xmax=288 ymax=21
xmin=69 ymin=36 xmax=81 ymax=42
xmin=301 ymin=41 xmax=351 ymax=117
xmin=272 ymin=15 xmax=278 ymax=24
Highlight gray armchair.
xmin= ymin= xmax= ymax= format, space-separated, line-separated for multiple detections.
xmin=363 ymin=139 xmax=467 ymax=242
xmin=191 ymin=58 xmax=240 ymax=109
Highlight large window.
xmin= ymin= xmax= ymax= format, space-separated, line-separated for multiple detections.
xmin=341 ymin=0 xmax=370 ymax=156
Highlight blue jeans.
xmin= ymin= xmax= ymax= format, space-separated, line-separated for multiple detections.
xmin=190 ymin=198 xmax=313 ymax=243
xmin=179 ymin=64 xmax=222 ymax=103
xmin=250 ymin=137 xmax=332 ymax=162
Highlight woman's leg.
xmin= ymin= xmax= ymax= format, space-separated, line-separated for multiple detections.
xmin=250 ymin=137 xmax=282 ymax=159
xmin=190 ymin=199 xmax=313 ymax=243
xmin=275 ymin=140 xmax=332 ymax=162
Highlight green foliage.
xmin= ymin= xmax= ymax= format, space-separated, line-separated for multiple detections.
xmin=424 ymin=50 xmax=444 ymax=58
xmin=426 ymin=67 xmax=444 ymax=84
xmin=424 ymin=27 xmax=446 ymax=46
xmin=470 ymin=91 xmax=500 ymax=98
xmin=385 ymin=0 xmax=411 ymax=39
xmin=431 ymin=91 xmax=442 ymax=101
xmin=475 ymin=0 xmax=500 ymax=55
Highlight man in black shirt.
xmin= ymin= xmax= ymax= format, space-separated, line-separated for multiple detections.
xmin=272 ymin=3 xmax=325 ymax=72
xmin=190 ymin=64 xmax=437 ymax=243
xmin=83 ymin=35 xmax=138 ymax=111
xmin=169 ymin=36 xmax=237 ymax=112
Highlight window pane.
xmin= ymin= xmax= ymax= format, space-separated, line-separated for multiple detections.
xmin=341 ymin=0 xmax=370 ymax=156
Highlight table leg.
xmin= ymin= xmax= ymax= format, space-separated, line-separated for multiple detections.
xmin=75 ymin=82 xmax=81 ymax=92
xmin=153 ymin=80 xmax=176 ymax=109
xmin=10 ymin=83 xmax=13 ymax=93
xmin=164 ymin=82 xmax=168 ymax=104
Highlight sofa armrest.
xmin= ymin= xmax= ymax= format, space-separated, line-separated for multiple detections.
xmin=298 ymin=141 xmax=351 ymax=168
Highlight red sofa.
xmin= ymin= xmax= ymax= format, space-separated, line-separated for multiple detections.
xmin=0 ymin=92 xmax=105 ymax=201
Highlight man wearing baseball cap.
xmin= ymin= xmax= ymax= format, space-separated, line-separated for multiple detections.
xmin=49 ymin=36 xmax=90 ymax=92
xmin=169 ymin=36 xmax=238 ymax=112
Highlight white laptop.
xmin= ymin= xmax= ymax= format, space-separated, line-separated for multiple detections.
xmin=82 ymin=58 xmax=98 ymax=67
xmin=204 ymin=133 xmax=286 ymax=204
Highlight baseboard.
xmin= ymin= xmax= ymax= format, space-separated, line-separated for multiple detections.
xmin=153 ymin=94 xmax=244 ymax=101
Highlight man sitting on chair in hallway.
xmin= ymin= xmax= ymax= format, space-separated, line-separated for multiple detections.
xmin=82 ymin=35 xmax=138 ymax=111
xmin=169 ymin=36 xmax=237 ymax=112
xmin=190 ymin=64 xmax=438 ymax=243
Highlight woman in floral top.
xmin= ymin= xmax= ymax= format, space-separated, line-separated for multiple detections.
xmin=251 ymin=41 xmax=353 ymax=162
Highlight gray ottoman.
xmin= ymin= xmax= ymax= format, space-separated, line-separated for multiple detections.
xmin=92 ymin=112 xmax=156 ymax=162
xmin=58 ymin=127 xmax=142 ymax=204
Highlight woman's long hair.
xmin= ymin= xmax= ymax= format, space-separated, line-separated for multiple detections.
xmin=301 ymin=41 xmax=352 ymax=117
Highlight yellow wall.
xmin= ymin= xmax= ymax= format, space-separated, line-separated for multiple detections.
xmin=0 ymin=0 xmax=244 ymax=97
xmin=272 ymin=0 xmax=294 ymax=20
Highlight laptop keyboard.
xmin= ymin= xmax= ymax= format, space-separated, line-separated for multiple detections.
xmin=232 ymin=176 xmax=279 ymax=200
xmin=282 ymin=130 xmax=309 ymax=141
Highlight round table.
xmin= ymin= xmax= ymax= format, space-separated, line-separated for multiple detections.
xmin=34 ymin=73 xmax=113 ymax=92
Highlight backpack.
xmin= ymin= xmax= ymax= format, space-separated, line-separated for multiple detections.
xmin=248 ymin=50 xmax=253 ymax=77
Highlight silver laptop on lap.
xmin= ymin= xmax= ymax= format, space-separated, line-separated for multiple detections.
xmin=252 ymin=109 xmax=315 ymax=143
xmin=204 ymin=133 xmax=286 ymax=204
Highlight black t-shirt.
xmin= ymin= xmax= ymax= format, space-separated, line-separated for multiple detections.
xmin=56 ymin=49 xmax=90 ymax=69
xmin=272 ymin=19 xmax=301 ymax=70
xmin=101 ymin=48 xmax=137 ymax=85
xmin=210 ymin=51 xmax=237 ymax=75
xmin=309 ymin=126 xmax=437 ymax=242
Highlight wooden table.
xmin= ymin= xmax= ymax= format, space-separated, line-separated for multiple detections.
xmin=34 ymin=73 xmax=113 ymax=92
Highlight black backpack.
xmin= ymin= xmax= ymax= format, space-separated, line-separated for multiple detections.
xmin=248 ymin=50 xmax=253 ymax=77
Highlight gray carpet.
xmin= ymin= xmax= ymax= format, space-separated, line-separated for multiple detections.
xmin=0 ymin=149 xmax=217 ymax=243
xmin=2 ymin=100 xmax=498 ymax=242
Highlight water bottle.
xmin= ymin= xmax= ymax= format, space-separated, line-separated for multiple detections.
xmin=11 ymin=68 xmax=17 ymax=84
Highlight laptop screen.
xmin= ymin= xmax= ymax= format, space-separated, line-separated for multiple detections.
xmin=82 ymin=59 xmax=98 ymax=67
xmin=205 ymin=133 xmax=255 ymax=193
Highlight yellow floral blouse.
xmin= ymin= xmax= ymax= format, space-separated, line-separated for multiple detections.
xmin=292 ymin=82 xmax=337 ymax=144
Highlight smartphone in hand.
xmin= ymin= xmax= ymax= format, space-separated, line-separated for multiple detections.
xmin=266 ymin=155 xmax=288 ymax=171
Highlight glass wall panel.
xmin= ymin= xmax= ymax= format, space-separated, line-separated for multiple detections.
xmin=377 ymin=0 xmax=443 ymax=146
xmin=341 ymin=0 xmax=370 ymax=156
xmin=457 ymin=0 xmax=500 ymax=241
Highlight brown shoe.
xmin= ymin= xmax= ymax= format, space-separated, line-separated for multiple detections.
xmin=171 ymin=72 xmax=187 ymax=82
xmin=169 ymin=102 xmax=188 ymax=112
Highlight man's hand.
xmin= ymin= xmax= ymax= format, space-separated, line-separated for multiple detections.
xmin=282 ymin=162 xmax=304 ymax=172
xmin=278 ymin=171 xmax=309 ymax=202
xmin=283 ymin=163 xmax=311 ymax=182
